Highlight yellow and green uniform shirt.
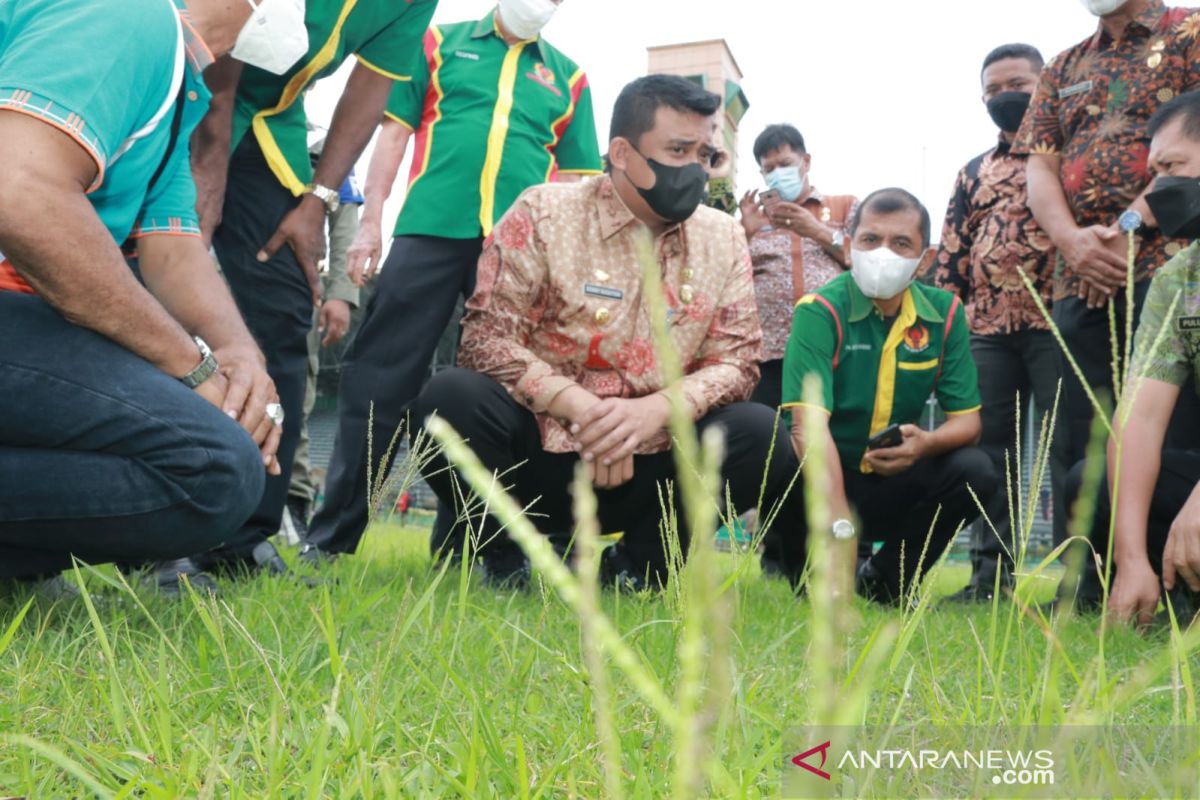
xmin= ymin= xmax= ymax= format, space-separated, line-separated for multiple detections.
xmin=386 ymin=11 xmax=603 ymax=239
xmin=231 ymin=0 xmax=438 ymax=195
xmin=782 ymin=272 xmax=981 ymax=472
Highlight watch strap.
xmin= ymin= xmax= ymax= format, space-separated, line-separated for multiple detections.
xmin=180 ymin=336 xmax=218 ymax=389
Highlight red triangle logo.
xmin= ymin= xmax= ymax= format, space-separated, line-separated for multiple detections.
xmin=791 ymin=740 xmax=832 ymax=780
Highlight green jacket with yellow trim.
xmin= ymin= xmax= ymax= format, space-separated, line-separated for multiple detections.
xmin=231 ymin=0 xmax=439 ymax=195
xmin=782 ymin=272 xmax=981 ymax=472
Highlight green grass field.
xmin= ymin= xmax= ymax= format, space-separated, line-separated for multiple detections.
xmin=1 ymin=520 xmax=1195 ymax=798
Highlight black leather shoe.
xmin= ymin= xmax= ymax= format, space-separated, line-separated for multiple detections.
xmin=855 ymin=558 xmax=903 ymax=606
xmin=251 ymin=540 xmax=290 ymax=576
xmin=297 ymin=542 xmax=337 ymax=568
xmin=2 ymin=573 xmax=83 ymax=602
xmin=598 ymin=546 xmax=650 ymax=593
xmin=150 ymin=558 xmax=219 ymax=598
xmin=477 ymin=553 xmax=532 ymax=590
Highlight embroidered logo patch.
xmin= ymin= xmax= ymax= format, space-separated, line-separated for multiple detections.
xmin=902 ymin=323 xmax=930 ymax=354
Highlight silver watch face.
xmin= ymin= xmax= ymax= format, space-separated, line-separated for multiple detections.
xmin=831 ymin=519 xmax=855 ymax=540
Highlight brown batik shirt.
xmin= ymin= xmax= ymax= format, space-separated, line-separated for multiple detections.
xmin=1012 ymin=0 xmax=1200 ymax=297
xmin=459 ymin=175 xmax=763 ymax=454
xmin=933 ymin=139 xmax=1056 ymax=334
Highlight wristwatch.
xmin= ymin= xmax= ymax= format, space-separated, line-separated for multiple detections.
xmin=180 ymin=336 xmax=218 ymax=389
xmin=1118 ymin=209 xmax=1144 ymax=234
xmin=830 ymin=229 xmax=846 ymax=250
xmin=305 ymin=182 xmax=341 ymax=214
xmin=831 ymin=518 xmax=856 ymax=541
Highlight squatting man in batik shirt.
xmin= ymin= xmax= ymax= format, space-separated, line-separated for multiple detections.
xmin=408 ymin=75 xmax=808 ymax=589
xmin=782 ymin=189 xmax=998 ymax=605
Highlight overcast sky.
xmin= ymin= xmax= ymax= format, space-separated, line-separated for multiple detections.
xmin=306 ymin=0 xmax=1108 ymax=245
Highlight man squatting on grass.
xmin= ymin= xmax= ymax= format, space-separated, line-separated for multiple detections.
xmin=1074 ymin=91 xmax=1200 ymax=629
xmin=0 ymin=0 xmax=300 ymax=586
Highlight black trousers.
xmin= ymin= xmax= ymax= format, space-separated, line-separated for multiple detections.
xmin=306 ymin=235 xmax=483 ymax=554
xmin=1066 ymin=450 xmax=1200 ymax=583
xmin=970 ymin=330 xmax=1068 ymax=580
xmin=201 ymin=137 xmax=314 ymax=564
xmin=840 ymin=447 xmax=997 ymax=597
xmin=411 ymin=369 xmax=807 ymax=584
xmin=750 ymin=359 xmax=784 ymax=407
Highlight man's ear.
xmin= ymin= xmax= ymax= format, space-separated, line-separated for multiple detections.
xmin=608 ymin=137 xmax=630 ymax=172
xmin=918 ymin=246 xmax=936 ymax=274
xmin=802 ymin=152 xmax=813 ymax=172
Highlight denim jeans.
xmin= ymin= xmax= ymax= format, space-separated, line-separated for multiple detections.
xmin=0 ymin=292 xmax=264 ymax=578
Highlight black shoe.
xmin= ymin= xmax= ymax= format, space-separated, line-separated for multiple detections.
xmin=149 ymin=558 xmax=219 ymax=598
xmin=855 ymin=558 xmax=902 ymax=606
xmin=946 ymin=571 xmax=1014 ymax=604
xmin=477 ymin=553 xmax=532 ymax=589
xmin=598 ymin=546 xmax=650 ymax=593
xmin=284 ymin=496 xmax=311 ymax=545
xmin=2 ymin=572 xmax=82 ymax=602
xmin=297 ymin=542 xmax=337 ymax=568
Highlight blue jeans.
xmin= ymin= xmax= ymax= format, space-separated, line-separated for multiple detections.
xmin=0 ymin=293 xmax=265 ymax=578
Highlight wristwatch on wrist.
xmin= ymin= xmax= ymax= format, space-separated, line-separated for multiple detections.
xmin=180 ymin=336 xmax=219 ymax=389
xmin=830 ymin=229 xmax=846 ymax=249
xmin=831 ymin=518 xmax=856 ymax=541
xmin=305 ymin=182 xmax=340 ymax=214
xmin=1118 ymin=209 xmax=1144 ymax=234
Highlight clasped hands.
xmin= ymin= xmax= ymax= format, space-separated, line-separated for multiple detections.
xmin=556 ymin=387 xmax=673 ymax=489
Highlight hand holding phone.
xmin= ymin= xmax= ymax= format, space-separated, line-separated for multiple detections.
xmin=866 ymin=423 xmax=904 ymax=451
xmin=760 ymin=188 xmax=782 ymax=212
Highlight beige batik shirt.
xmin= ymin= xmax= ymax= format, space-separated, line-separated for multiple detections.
xmin=459 ymin=175 xmax=763 ymax=454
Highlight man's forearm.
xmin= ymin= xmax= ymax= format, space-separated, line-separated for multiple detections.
xmin=137 ymin=235 xmax=262 ymax=359
xmin=192 ymin=55 xmax=243 ymax=243
xmin=924 ymin=412 xmax=982 ymax=457
xmin=792 ymin=420 xmax=851 ymax=521
xmin=1026 ymin=154 xmax=1080 ymax=246
xmin=360 ymin=118 xmax=412 ymax=225
xmin=2 ymin=189 xmax=199 ymax=377
xmin=312 ymin=63 xmax=395 ymax=196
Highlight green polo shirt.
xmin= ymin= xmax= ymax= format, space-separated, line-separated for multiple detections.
xmin=782 ymin=272 xmax=981 ymax=473
xmin=231 ymin=0 xmax=438 ymax=196
xmin=386 ymin=11 xmax=603 ymax=239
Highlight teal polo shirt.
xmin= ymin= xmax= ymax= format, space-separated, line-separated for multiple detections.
xmin=386 ymin=12 xmax=603 ymax=239
xmin=0 ymin=0 xmax=212 ymax=296
xmin=782 ymin=272 xmax=981 ymax=472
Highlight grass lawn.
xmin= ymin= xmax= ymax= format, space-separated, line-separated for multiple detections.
xmin=0 ymin=521 xmax=1196 ymax=798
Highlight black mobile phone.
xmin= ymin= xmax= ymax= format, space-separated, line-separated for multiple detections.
xmin=866 ymin=423 xmax=904 ymax=451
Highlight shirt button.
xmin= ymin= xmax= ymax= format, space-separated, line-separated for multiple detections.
xmin=683 ymin=268 xmax=695 ymax=281
xmin=595 ymin=307 xmax=611 ymax=325
xmin=187 ymin=90 xmax=198 ymax=102
xmin=680 ymin=285 xmax=695 ymax=305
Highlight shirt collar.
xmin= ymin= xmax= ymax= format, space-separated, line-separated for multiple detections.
xmin=802 ymin=187 xmax=826 ymax=206
xmin=1089 ymin=0 xmax=1166 ymax=48
xmin=175 ymin=2 xmax=214 ymax=76
xmin=473 ymin=9 xmax=544 ymax=54
xmin=847 ymin=277 xmax=944 ymax=323
xmin=594 ymin=174 xmax=686 ymax=241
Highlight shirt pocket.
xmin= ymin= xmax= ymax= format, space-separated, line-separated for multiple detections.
xmin=895 ymin=357 xmax=941 ymax=406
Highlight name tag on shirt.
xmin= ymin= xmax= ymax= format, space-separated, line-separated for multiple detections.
xmin=1178 ymin=316 xmax=1200 ymax=331
xmin=584 ymin=284 xmax=624 ymax=300
xmin=454 ymin=50 xmax=480 ymax=61
xmin=1059 ymin=81 xmax=1094 ymax=99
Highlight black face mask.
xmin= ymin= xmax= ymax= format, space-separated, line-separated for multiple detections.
xmin=987 ymin=91 xmax=1032 ymax=134
xmin=1147 ymin=175 xmax=1200 ymax=240
xmin=627 ymin=147 xmax=708 ymax=224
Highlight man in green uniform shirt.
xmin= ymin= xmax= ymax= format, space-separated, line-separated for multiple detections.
xmin=303 ymin=0 xmax=603 ymax=563
xmin=1069 ymin=91 xmax=1200 ymax=628
xmin=184 ymin=0 xmax=438 ymax=582
xmin=782 ymin=188 xmax=996 ymax=604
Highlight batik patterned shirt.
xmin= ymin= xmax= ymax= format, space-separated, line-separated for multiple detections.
xmin=1013 ymin=0 xmax=1200 ymax=295
xmin=459 ymin=175 xmax=763 ymax=454
xmin=933 ymin=140 xmax=1056 ymax=334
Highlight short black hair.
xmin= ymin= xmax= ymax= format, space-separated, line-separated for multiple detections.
xmin=608 ymin=74 xmax=722 ymax=148
xmin=752 ymin=123 xmax=807 ymax=165
xmin=980 ymin=43 xmax=1044 ymax=80
xmin=851 ymin=188 xmax=932 ymax=249
xmin=1148 ymin=89 xmax=1200 ymax=142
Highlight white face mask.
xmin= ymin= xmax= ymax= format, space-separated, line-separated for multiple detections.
xmin=497 ymin=0 xmax=559 ymax=40
xmin=1080 ymin=0 xmax=1127 ymax=16
xmin=231 ymin=0 xmax=309 ymax=75
xmin=850 ymin=246 xmax=923 ymax=300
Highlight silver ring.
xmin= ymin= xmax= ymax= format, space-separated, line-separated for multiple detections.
xmin=265 ymin=402 xmax=285 ymax=427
